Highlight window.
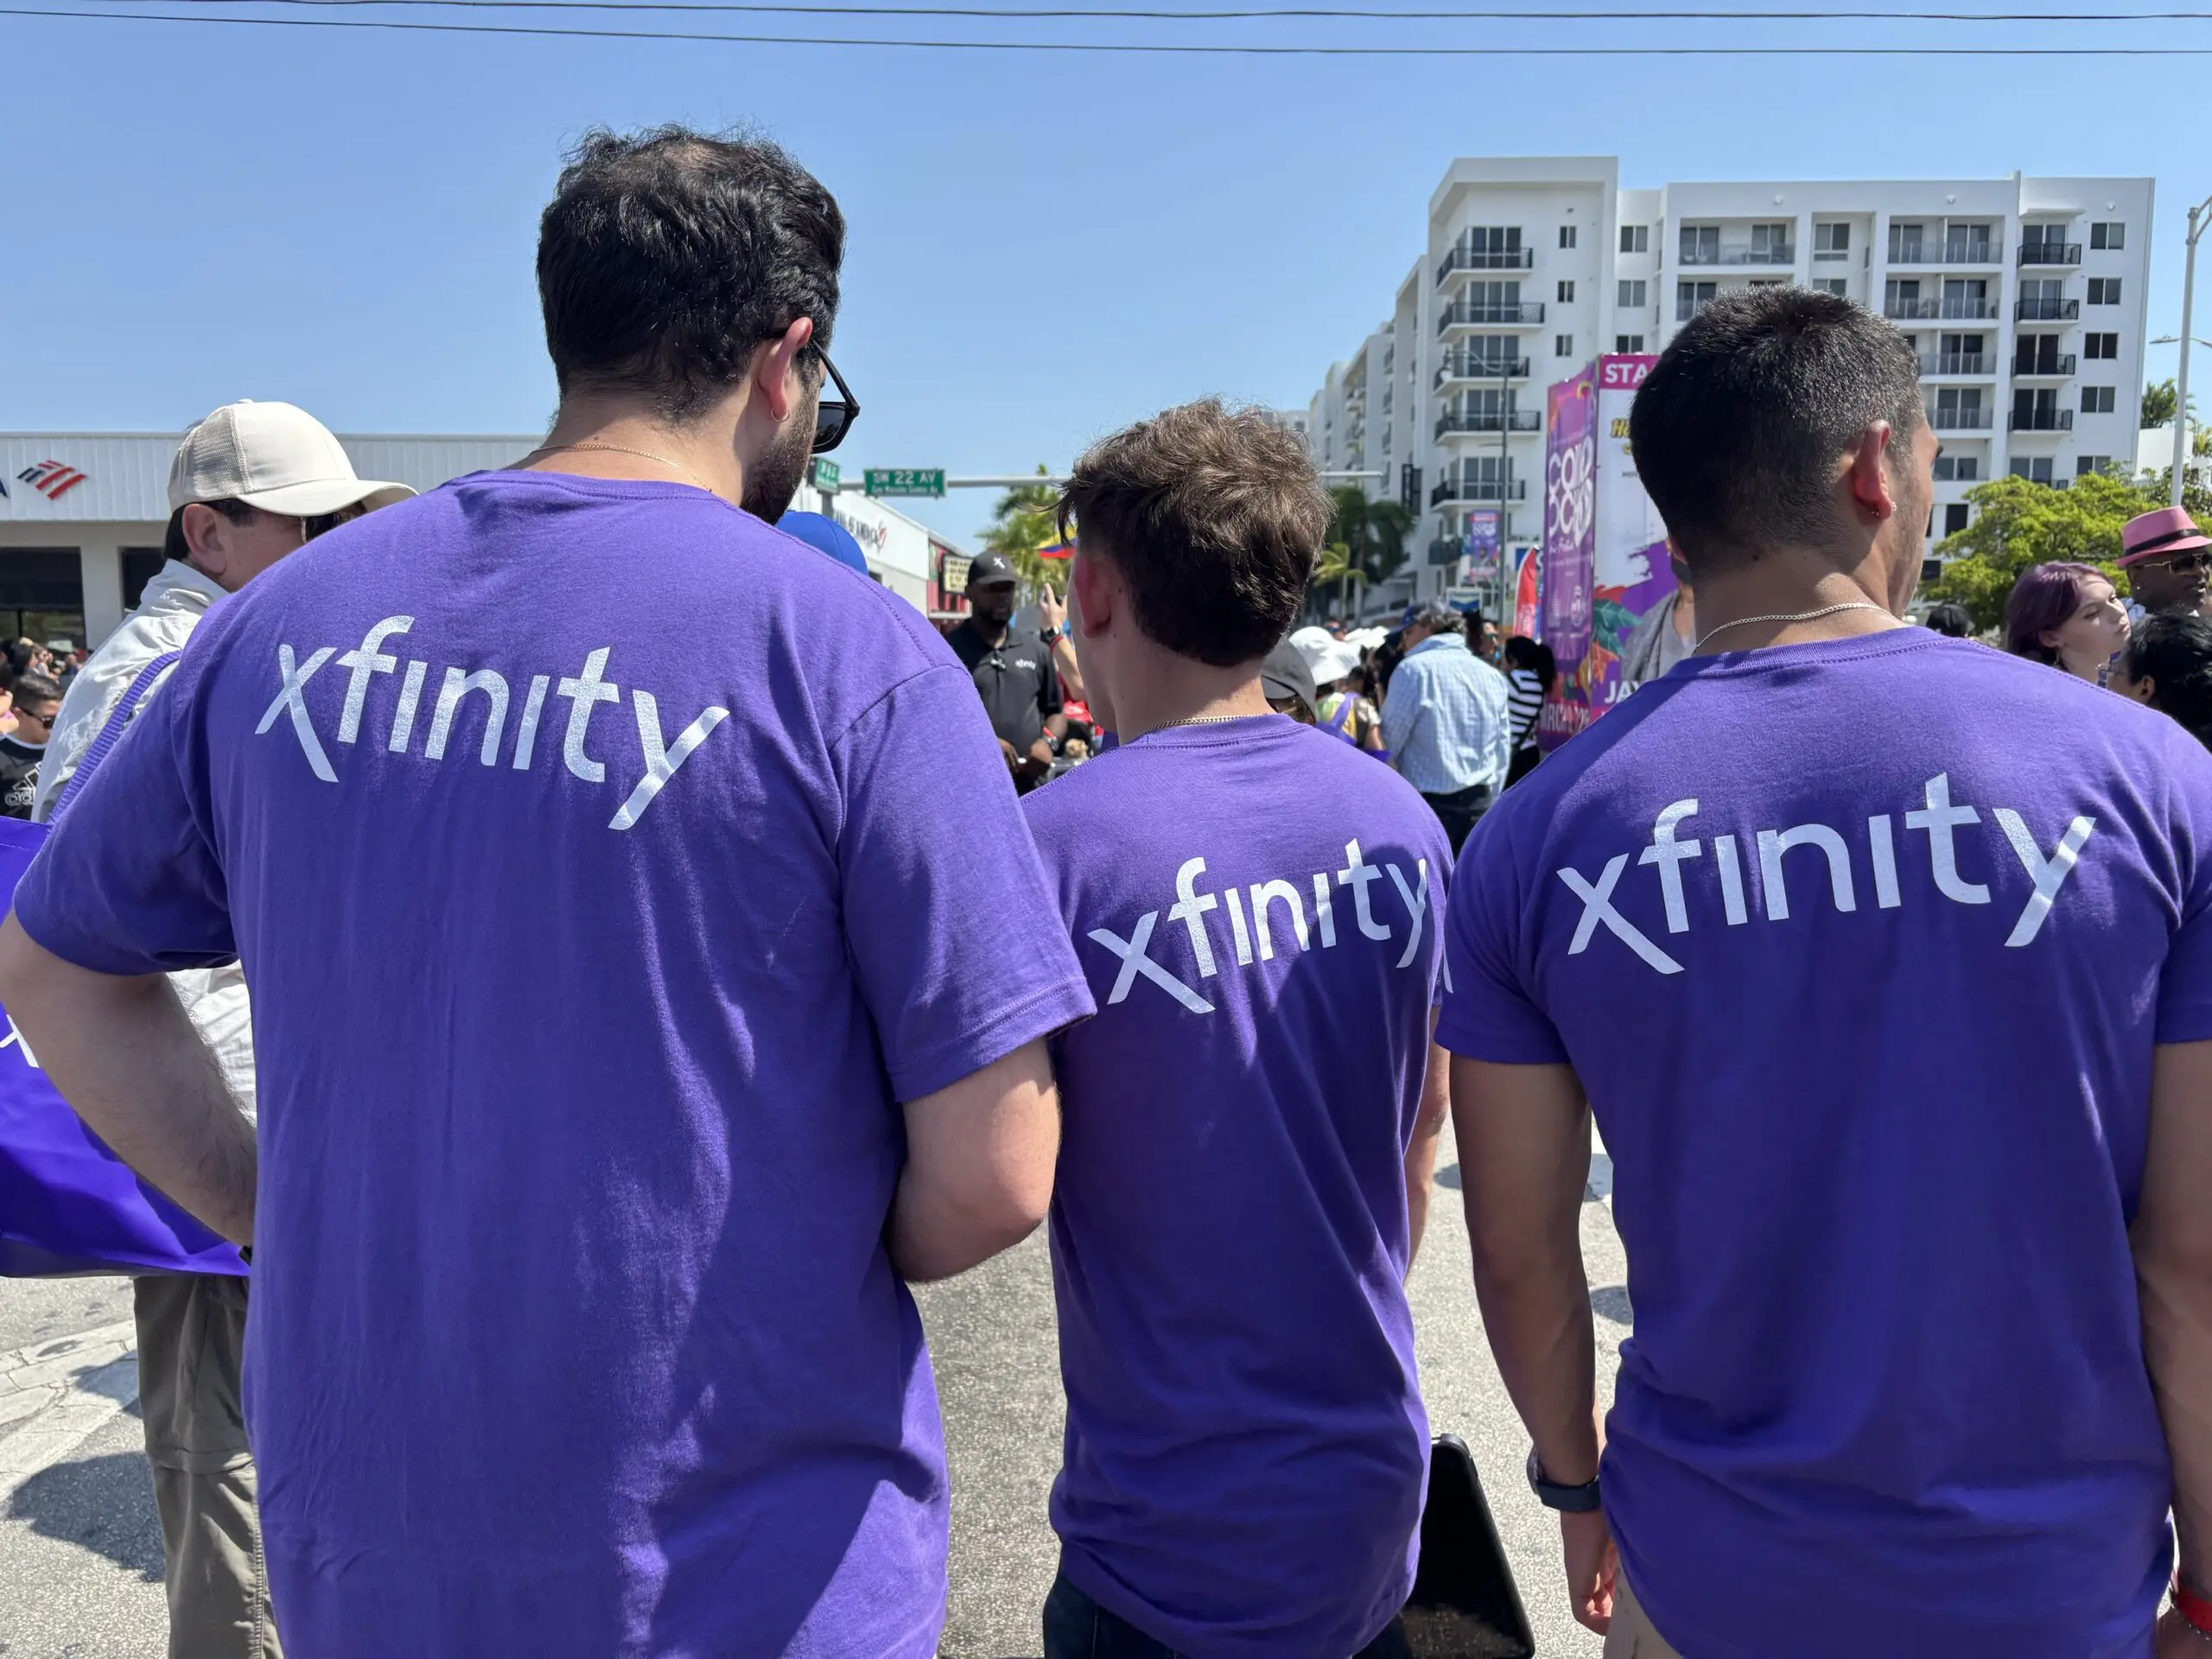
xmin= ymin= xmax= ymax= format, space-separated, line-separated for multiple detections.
xmin=1616 ymin=334 xmax=1645 ymax=353
xmin=1814 ymin=277 xmax=1847 ymax=298
xmin=1677 ymin=280 xmax=1717 ymax=321
xmin=1559 ymin=225 xmax=1577 ymax=249
xmin=122 ymin=550 xmax=165 ymax=612
xmin=1945 ymin=222 xmax=1993 ymax=263
xmin=1751 ymin=222 xmax=1792 ymax=262
xmin=2082 ymin=385 xmax=2116 ymax=414
xmin=1888 ymin=221 xmax=1926 ymax=263
xmin=2076 ymin=454 xmax=2113 ymax=477
xmin=1558 ymin=280 xmax=1576 ymax=302
xmin=1944 ymin=504 xmax=1970 ymax=536
xmin=2086 ymin=332 xmax=2120 ymax=359
xmin=1555 ymin=334 xmax=1575 ymax=358
xmin=1619 ymin=224 xmax=1649 ymax=254
xmin=2091 ymin=221 xmax=2125 ymax=251
xmin=2011 ymin=456 xmax=2056 ymax=484
xmin=1932 ymin=455 xmax=1980 ymax=481
xmin=2088 ymin=277 xmax=2122 ymax=305
xmin=1681 ymin=224 xmax=1719 ymax=265
xmin=1815 ymin=222 xmax=1851 ymax=259
xmin=1618 ymin=279 xmax=1647 ymax=308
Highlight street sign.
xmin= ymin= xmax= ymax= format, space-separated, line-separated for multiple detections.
xmin=810 ymin=456 xmax=841 ymax=493
xmin=865 ymin=468 xmax=946 ymax=499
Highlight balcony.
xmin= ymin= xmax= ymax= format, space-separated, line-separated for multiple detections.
xmin=1885 ymin=297 xmax=2000 ymax=321
xmin=2012 ymin=353 xmax=2078 ymax=378
xmin=1435 ymin=410 xmax=1541 ymax=438
xmin=2011 ymin=408 xmax=2075 ymax=431
xmin=1437 ymin=300 xmax=1545 ymax=334
xmin=1433 ymin=354 xmax=1531 ymax=387
xmin=1431 ymin=477 xmax=1528 ymax=506
xmin=1435 ymin=245 xmax=1535 ymax=283
xmin=2018 ymin=242 xmax=2082 ymax=267
xmin=1887 ymin=241 xmax=2002 ymax=267
xmin=1929 ymin=407 xmax=1993 ymax=430
xmin=2017 ymin=296 xmax=2080 ymax=321
xmin=1919 ymin=353 xmax=1992 ymax=376
xmin=1680 ymin=245 xmax=1797 ymax=268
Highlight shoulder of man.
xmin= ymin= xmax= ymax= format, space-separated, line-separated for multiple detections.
xmin=34 ymin=604 xmax=205 ymax=821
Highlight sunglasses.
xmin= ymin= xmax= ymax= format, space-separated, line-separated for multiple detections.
xmin=812 ymin=349 xmax=860 ymax=454
xmin=2145 ymin=550 xmax=2212 ymax=575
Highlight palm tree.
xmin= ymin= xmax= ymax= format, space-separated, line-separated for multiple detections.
xmin=980 ymin=466 xmax=1063 ymax=588
xmin=1314 ymin=486 xmax=1413 ymax=616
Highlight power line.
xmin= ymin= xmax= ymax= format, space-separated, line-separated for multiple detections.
xmin=62 ymin=0 xmax=2212 ymax=18
xmin=14 ymin=3 xmax=2212 ymax=41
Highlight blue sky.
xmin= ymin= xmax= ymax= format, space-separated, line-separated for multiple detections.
xmin=5 ymin=5 xmax=2210 ymax=546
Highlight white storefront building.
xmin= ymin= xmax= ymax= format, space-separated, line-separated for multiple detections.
xmin=0 ymin=432 xmax=949 ymax=649
xmin=1308 ymin=159 xmax=2157 ymax=613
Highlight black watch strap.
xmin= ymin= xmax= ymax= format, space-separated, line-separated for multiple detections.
xmin=1527 ymin=1448 xmax=1602 ymax=1512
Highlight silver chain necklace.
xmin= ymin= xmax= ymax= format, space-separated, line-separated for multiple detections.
xmin=1150 ymin=713 xmax=1252 ymax=730
xmin=1694 ymin=601 xmax=1885 ymax=653
xmin=518 ymin=442 xmax=718 ymax=496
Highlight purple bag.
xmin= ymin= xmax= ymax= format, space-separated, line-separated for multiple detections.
xmin=0 ymin=651 xmax=246 ymax=1277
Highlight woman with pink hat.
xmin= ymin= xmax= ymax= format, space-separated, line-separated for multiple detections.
xmin=2120 ymin=505 xmax=2212 ymax=620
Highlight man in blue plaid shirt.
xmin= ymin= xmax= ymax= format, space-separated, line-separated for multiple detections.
xmin=1380 ymin=603 xmax=1513 ymax=854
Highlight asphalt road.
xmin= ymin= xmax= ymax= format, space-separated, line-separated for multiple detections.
xmin=0 ymin=1122 xmax=1627 ymax=1658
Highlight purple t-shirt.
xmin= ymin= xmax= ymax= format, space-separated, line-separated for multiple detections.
xmin=14 ymin=471 xmax=1096 ymax=1656
xmin=1021 ymin=715 xmax=1451 ymax=1656
xmin=1439 ymin=631 xmax=2212 ymax=1659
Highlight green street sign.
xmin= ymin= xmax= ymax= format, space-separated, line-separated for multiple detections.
xmin=810 ymin=457 xmax=841 ymax=492
xmin=865 ymin=467 xmax=946 ymax=499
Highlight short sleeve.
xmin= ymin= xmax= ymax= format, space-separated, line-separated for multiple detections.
xmin=11 ymin=652 xmax=236 ymax=976
xmin=834 ymin=665 xmax=1095 ymax=1099
xmin=2158 ymin=732 xmax=2212 ymax=1044
xmin=1435 ymin=810 xmax=1569 ymax=1065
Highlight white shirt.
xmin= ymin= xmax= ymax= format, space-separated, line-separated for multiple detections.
xmin=34 ymin=561 xmax=256 ymax=1116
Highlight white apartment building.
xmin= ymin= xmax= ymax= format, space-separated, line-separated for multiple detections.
xmin=1306 ymin=159 xmax=2156 ymax=611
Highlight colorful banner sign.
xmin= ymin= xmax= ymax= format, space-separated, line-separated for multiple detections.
xmin=1511 ymin=543 xmax=1541 ymax=639
xmin=1537 ymin=365 xmax=1598 ymax=749
xmin=1537 ymin=355 xmax=1676 ymax=751
xmin=1465 ymin=509 xmax=1503 ymax=583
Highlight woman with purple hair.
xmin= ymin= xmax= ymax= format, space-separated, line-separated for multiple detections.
xmin=2002 ymin=560 xmax=2132 ymax=683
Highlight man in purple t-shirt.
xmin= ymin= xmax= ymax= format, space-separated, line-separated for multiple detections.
xmin=1441 ymin=285 xmax=2212 ymax=1658
xmin=1022 ymin=401 xmax=1453 ymax=1658
xmin=0 ymin=128 xmax=1095 ymax=1656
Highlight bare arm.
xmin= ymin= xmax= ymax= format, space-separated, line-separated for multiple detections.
xmin=2139 ymin=1040 xmax=2212 ymax=1600
xmin=1403 ymin=1027 xmax=1450 ymax=1272
xmin=889 ymin=1037 xmax=1059 ymax=1282
xmin=1051 ymin=636 xmax=1087 ymax=704
xmin=1454 ymin=1054 xmax=1615 ymax=1632
xmin=0 ymin=912 xmax=255 ymax=1244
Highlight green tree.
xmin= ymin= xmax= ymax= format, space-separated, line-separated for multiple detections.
xmin=979 ymin=465 xmax=1062 ymax=588
xmin=1921 ymin=471 xmax=2151 ymax=631
xmin=2143 ymin=378 xmax=2183 ymax=430
xmin=1314 ymin=486 xmax=1412 ymax=613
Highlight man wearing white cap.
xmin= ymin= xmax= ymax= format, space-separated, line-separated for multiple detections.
xmin=32 ymin=400 xmax=408 ymax=1659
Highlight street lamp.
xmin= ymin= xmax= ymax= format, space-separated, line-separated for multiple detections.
xmin=2169 ymin=194 xmax=2212 ymax=506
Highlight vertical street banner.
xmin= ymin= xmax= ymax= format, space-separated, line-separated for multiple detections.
xmin=1537 ymin=364 xmax=1597 ymax=750
xmin=1511 ymin=544 xmax=1541 ymax=638
xmin=1540 ymin=355 xmax=1675 ymax=750
xmin=1465 ymin=509 xmax=1503 ymax=585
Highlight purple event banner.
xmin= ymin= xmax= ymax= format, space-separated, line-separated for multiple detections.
xmin=1541 ymin=364 xmax=1597 ymax=677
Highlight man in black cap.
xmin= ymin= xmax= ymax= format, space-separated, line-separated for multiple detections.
xmin=948 ymin=550 xmax=1066 ymax=790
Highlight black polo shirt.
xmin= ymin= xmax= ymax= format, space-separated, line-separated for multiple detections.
xmin=947 ymin=620 xmax=1063 ymax=750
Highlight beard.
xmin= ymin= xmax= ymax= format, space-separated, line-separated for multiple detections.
xmin=741 ymin=406 xmax=814 ymax=524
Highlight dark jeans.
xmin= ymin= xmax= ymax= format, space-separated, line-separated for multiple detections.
xmin=1505 ymin=746 xmax=1542 ymax=789
xmin=1042 ymin=1570 xmax=1412 ymax=1659
xmin=1420 ymin=782 xmax=1493 ymax=855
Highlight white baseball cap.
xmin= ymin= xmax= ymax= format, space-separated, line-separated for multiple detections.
xmin=168 ymin=401 xmax=413 ymax=517
xmin=1288 ymin=624 xmax=1362 ymax=687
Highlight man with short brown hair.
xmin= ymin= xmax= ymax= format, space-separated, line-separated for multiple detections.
xmin=1024 ymin=399 xmax=1453 ymax=1658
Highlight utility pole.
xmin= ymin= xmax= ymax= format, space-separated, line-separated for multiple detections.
xmin=2176 ymin=195 xmax=2212 ymax=507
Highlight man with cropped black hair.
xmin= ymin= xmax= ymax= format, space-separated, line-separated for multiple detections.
xmin=1440 ymin=284 xmax=2212 ymax=1657
xmin=1025 ymin=400 xmax=1452 ymax=1658
xmin=0 ymin=125 xmax=1090 ymax=1656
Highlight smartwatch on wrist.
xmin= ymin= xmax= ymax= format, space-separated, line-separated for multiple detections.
xmin=1039 ymin=625 xmax=1063 ymax=645
xmin=1526 ymin=1448 xmax=1602 ymax=1513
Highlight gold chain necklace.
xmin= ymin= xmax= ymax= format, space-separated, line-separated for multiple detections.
xmin=518 ymin=442 xmax=717 ymax=496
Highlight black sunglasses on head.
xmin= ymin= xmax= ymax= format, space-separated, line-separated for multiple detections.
xmin=812 ymin=349 xmax=860 ymax=454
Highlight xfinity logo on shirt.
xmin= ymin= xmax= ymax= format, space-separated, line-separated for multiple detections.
xmin=257 ymin=616 xmax=728 ymax=832
xmin=1089 ymin=841 xmax=1432 ymax=1015
xmin=1560 ymin=774 xmax=2095 ymax=976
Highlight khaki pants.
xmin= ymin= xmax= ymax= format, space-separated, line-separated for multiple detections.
xmin=135 ymin=1274 xmax=282 ymax=1659
xmin=1604 ymin=1572 xmax=1686 ymax=1659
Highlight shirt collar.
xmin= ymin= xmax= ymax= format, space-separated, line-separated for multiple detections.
xmin=1408 ymin=632 xmax=1471 ymax=658
xmin=148 ymin=559 xmax=230 ymax=612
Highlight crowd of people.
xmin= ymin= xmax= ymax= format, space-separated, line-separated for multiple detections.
xmin=0 ymin=124 xmax=2208 ymax=1659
